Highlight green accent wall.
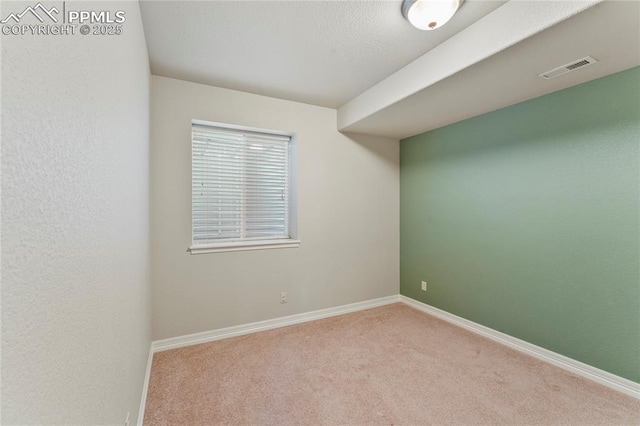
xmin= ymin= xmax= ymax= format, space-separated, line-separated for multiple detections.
xmin=400 ymin=67 xmax=640 ymax=382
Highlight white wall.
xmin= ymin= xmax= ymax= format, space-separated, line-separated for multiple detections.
xmin=151 ymin=76 xmax=399 ymax=340
xmin=1 ymin=1 xmax=150 ymax=423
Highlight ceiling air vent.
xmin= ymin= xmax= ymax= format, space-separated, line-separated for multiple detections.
xmin=538 ymin=56 xmax=598 ymax=80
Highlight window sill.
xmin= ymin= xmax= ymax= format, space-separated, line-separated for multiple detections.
xmin=188 ymin=239 xmax=301 ymax=255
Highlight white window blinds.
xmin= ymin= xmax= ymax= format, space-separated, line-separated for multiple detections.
xmin=191 ymin=123 xmax=292 ymax=247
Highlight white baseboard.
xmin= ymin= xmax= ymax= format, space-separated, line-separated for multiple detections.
xmin=137 ymin=346 xmax=154 ymax=426
xmin=400 ymin=295 xmax=640 ymax=400
xmin=151 ymin=295 xmax=401 ymax=353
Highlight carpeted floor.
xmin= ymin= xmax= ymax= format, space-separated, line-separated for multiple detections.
xmin=144 ymin=303 xmax=640 ymax=425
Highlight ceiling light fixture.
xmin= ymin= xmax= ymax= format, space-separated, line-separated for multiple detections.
xmin=401 ymin=0 xmax=464 ymax=31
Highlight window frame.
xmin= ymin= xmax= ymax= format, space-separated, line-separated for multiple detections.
xmin=188 ymin=119 xmax=299 ymax=254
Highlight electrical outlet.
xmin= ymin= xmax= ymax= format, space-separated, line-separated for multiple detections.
xmin=124 ymin=412 xmax=130 ymax=426
xmin=421 ymin=281 xmax=427 ymax=292
xmin=280 ymin=291 xmax=287 ymax=304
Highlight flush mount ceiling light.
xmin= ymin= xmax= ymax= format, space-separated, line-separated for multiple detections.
xmin=401 ymin=0 xmax=464 ymax=30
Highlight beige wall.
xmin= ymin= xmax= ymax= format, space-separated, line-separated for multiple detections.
xmin=1 ymin=1 xmax=150 ymax=423
xmin=151 ymin=76 xmax=399 ymax=340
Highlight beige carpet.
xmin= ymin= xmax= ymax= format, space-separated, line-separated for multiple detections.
xmin=144 ymin=303 xmax=639 ymax=425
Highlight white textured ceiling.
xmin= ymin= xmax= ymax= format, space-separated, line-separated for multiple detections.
xmin=140 ymin=0 xmax=505 ymax=108
xmin=140 ymin=1 xmax=640 ymax=139
xmin=339 ymin=0 xmax=640 ymax=138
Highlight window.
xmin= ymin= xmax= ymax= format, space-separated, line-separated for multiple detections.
xmin=189 ymin=120 xmax=298 ymax=254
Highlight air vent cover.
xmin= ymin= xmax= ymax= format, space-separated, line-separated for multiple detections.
xmin=538 ymin=56 xmax=598 ymax=80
